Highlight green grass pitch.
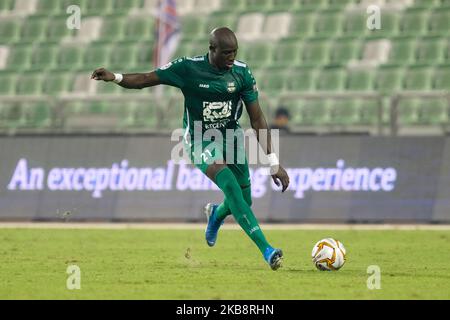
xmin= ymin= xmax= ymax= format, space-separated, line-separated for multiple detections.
xmin=1 ymin=228 xmax=449 ymax=300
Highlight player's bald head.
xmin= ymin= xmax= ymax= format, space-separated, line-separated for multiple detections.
xmin=209 ymin=27 xmax=238 ymax=50
xmin=208 ymin=27 xmax=239 ymax=70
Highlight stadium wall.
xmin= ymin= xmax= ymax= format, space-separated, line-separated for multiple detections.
xmin=1 ymin=135 xmax=449 ymax=223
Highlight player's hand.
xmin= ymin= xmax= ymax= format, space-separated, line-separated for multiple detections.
xmin=271 ymin=165 xmax=290 ymax=193
xmin=91 ymin=68 xmax=115 ymax=82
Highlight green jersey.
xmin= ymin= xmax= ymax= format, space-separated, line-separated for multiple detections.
xmin=155 ymin=54 xmax=258 ymax=136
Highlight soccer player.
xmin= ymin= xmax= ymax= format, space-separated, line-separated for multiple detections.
xmin=91 ymin=27 xmax=290 ymax=270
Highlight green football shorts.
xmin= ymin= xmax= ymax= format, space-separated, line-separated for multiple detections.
xmin=184 ymin=135 xmax=251 ymax=187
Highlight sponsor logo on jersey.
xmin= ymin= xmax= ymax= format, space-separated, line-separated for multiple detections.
xmin=204 ymin=120 xmax=229 ymax=129
xmin=227 ymin=82 xmax=236 ymax=93
xmin=203 ymin=101 xmax=232 ymax=122
xmin=199 ymin=84 xmax=210 ymax=89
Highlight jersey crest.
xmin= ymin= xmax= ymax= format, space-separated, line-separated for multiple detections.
xmin=227 ymin=82 xmax=236 ymax=93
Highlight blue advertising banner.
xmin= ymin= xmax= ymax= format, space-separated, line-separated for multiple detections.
xmin=1 ymin=135 xmax=449 ymax=222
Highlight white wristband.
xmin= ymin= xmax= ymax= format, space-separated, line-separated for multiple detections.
xmin=113 ymin=73 xmax=123 ymax=84
xmin=267 ymin=153 xmax=279 ymax=167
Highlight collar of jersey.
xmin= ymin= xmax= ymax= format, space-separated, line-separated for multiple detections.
xmin=204 ymin=53 xmax=231 ymax=75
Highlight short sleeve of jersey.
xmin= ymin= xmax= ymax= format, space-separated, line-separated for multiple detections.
xmin=155 ymin=57 xmax=188 ymax=88
xmin=240 ymin=67 xmax=259 ymax=105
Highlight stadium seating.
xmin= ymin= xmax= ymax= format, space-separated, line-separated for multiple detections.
xmin=0 ymin=0 xmax=448 ymax=134
xmin=46 ymin=16 xmax=76 ymax=42
xmin=56 ymin=45 xmax=84 ymax=71
xmin=42 ymin=72 xmax=73 ymax=95
xmin=403 ymin=67 xmax=434 ymax=91
xmin=284 ymin=67 xmax=317 ymax=92
xmin=286 ymin=99 xmax=332 ymax=127
xmin=434 ymin=69 xmax=450 ymax=90
xmin=329 ymin=98 xmax=362 ymax=126
xmin=257 ymin=68 xmax=286 ymax=94
xmin=316 ymin=68 xmax=346 ymax=91
xmin=272 ymin=40 xmax=302 ymax=67
xmin=418 ymin=98 xmax=449 ymax=125
xmin=100 ymin=15 xmax=127 ymax=41
xmin=328 ymin=40 xmax=362 ymax=66
xmin=346 ymin=69 xmax=374 ymax=91
xmin=0 ymin=103 xmax=25 ymax=129
xmin=0 ymin=72 xmax=18 ymax=95
xmin=30 ymin=44 xmax=59 ymax=71
xmin=374 ymin=67 xmax=405 ymax=94
xmin=4 ymin=44 xmax=33 ymax=71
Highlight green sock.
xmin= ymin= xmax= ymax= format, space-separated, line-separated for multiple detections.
xmin=241 ymin=185 xmax=253 ymax=207
xmin=215 ymin=200 xmax=231 ymax=221
xmin=216 ymin=185 xmax=252 ymax=221
xmin=214 ymin=168 xmax=270 ymax=255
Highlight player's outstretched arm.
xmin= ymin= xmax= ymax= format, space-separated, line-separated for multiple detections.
xmin=245 ymin=100 xmax=290 ymax=192
xmin=91 ymin=68 xmax=162 ymax=89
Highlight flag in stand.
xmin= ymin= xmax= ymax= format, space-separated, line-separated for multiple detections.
xmin=153 ymin=0 xmax=181 ymax=69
